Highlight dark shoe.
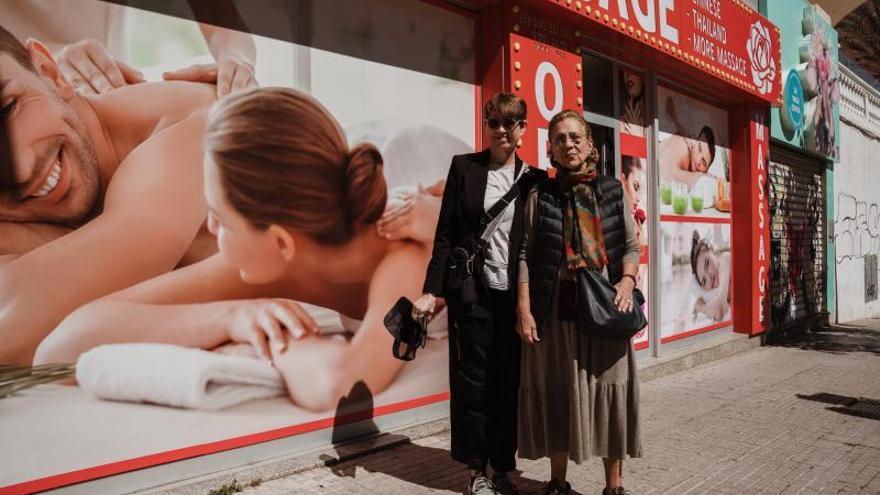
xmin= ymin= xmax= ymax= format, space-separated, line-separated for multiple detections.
xmin=544 ymin=478 xmax=572 ymax=494
xmin=603 ymin=487 xmax=633 ymax=495
xmin=493 ymin=472 xmax=517 ymax=495
xmin=468 ymin=475 xmax=496 ymax=495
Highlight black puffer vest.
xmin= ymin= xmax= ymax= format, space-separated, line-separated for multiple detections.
xmin=528 ymin=175 xmax=627 ymax=335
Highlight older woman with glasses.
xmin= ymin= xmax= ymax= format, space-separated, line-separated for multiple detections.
xmin=413 ymin=93 xmax=546 ymax=495
xmin=516 ymin=110 xmax=642 ymax=495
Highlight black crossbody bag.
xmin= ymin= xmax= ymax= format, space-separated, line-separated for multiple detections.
xmin=446 ymin=167 xmax=530 ymax=304
xmin=566 ymin=194 xmax=648 ymax=339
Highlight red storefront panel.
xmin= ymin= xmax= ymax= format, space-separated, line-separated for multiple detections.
xmin=508 ymin=33 xmax=583 ymax=169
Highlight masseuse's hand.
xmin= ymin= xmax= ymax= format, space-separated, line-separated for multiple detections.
xmin=226 ymin=298 xmax=318 ymax=364
xmin=412 ymin=293 xmax=437 ymax=319
xmin=613 ymin=277 xmax=636 ymax=312
xmin=163 ymin=53 xmax=257 ymax=97
xmin=56 ymin=40 xmax=145 ymax=95
xmin=377 ymin=180 xmax=445 ymax=242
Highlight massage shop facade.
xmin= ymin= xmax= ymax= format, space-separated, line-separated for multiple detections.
xmin=0 ymin=1 xmax=780 ymax=494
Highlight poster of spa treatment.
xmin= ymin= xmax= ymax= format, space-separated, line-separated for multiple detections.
xmin=656 ymin=86 xmax=732 ymax=221
xmin=618 ymin=68 xmax=650 ymax=350
xmin=656 ymin=86 xmax=733 ymax=341
xmin=0 ymin=0 xmax=475 ymax=492
xmin=659 ymin=221 xmax=733 ymax=340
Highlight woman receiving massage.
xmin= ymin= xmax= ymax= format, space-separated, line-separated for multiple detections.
xmin=690 ymin=231 xmax=731 ymax=322
xmin=34 ymin=87 xmax=435 ymax=412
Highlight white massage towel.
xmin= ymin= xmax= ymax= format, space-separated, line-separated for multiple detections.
xmin=76 ymin=343 xmax=285 ymax=411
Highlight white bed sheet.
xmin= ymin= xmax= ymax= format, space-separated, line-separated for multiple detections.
xmin=0 ymin=339 xmax=448 ymax=487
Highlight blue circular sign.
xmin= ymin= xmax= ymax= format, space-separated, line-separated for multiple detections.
xmin=781 ymin=69 xmax=805 ymax=133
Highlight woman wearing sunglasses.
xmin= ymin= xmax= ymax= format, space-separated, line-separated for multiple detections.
xmin=413 ymin=93 xmax=546 ymax=495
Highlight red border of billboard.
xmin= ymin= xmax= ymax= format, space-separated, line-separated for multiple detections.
xmin=0 ymin=392 xmax=451 ymax=495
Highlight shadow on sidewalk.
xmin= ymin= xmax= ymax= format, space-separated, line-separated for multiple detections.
xmin=322 ymin=381 xmax=563 ymax=493
xmin=325 ymin=440 xmax=553 ymax=493
xmin=767 ymin=322 xmax=880 ymax=355
xmin=797 ymin=392 xmax=880 ymax=421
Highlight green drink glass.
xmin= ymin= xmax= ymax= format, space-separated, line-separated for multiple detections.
xmin=672 ymin=194 xmax=688 ymax=215
xmin=660 ymin=183 xmax=672 ymax=205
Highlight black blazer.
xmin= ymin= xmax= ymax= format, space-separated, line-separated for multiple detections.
xmin=422 ymin=149 xmax=548 ymax=296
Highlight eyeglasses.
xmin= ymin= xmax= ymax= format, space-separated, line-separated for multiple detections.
xmin=485 ymin=117 xmax=523 ymax=130
xmin=552 ymin=132 xmax=587 ymax=146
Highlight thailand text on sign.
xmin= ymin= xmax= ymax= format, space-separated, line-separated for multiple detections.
xmin=508 ymin=34 xmax=582 ymax=169
xmin=544 ymin=0 xmax=781 ymax=102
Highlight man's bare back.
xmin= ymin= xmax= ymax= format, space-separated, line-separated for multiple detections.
xmin=0 ymin=34 xmax=218 ymax=363
xmin=659 ymin=134 xmax=702 ymax=188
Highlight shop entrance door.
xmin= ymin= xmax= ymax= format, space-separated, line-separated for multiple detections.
xmin=581 ymin=50 xmax=652 ymax=352
xmin=581 ymin=51 xmax=620 ymax=177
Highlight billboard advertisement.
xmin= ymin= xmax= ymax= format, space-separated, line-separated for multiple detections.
xmin=766 ymin=0 xmax=840 ymax=161
xmin=545 ymin=0 xmax=781 ymax=103
xmin=0 ymin=0 xmax=475 ymax=492
xmin=657 ymin=85 xmax=733 ymax=341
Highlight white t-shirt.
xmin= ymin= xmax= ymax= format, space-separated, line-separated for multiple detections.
xmin=481 ymin=162 xmax=517 ymax=290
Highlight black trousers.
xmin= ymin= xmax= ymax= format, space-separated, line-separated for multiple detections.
xmin=448 ymin=287 xmax=521 ymax=473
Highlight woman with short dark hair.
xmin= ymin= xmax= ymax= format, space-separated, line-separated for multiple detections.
xmin=413 ymin=93 xmax=547 ymax=495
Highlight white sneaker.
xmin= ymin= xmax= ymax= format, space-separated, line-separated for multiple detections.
xmin=468 ymin=475 xmax=496 ymax=495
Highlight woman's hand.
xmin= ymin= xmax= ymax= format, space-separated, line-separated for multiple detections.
xmin=412 ymin=293 xmax=437 ymax=319
xmin=162 ymin=53 xmax=257 ymax=97
xmin=613 ymin=277 xmax=636 ymax=312
xmin=377 ymin=181 xmax=445 ymax=242
xmin=56 ymin=39 xmax=145 ymax=94
xmin=517 ymin=308 xmax=540 ymax=344
xmin=225 ymin=299 xmax=318 ymax=363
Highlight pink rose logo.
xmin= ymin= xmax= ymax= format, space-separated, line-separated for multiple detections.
xmin=747 ymin=21 xmax=776 ymax=95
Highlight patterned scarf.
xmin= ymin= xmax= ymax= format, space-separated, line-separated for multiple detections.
xmin=561 ymin=163 xmax=608 ymax=271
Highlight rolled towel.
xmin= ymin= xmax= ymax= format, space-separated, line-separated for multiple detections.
xmin=77 ymin=343 xmax=285 ymax=411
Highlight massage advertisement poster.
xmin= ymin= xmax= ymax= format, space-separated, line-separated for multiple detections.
xmin=0 ymin=0 xmax=475 ymax=492
xmin=659 ymin=222 xmax=733 ymax=340
xmin=618 ymin=68 xmax=649 ymax=350
xmin=767 ymin=0 xmax=840 ymax=161
xmin=657 ymin=86 xmax=733 ymax=341
xmin=657 ymin=86 xmax=731 ymax=221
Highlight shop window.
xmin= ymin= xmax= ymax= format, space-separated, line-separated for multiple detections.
xmin=582 ymin=52 xmax=614 ymax=118
xmin=656 ymin=85 xmax=733 ymax=343
xmin=618 ymin=67 xmax=649 ymax=351
xmin=590 ymin=123 xmax=616 ymax=177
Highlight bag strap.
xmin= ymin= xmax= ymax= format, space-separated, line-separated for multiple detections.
xmin=476 ymin=164 xmax=530 ymax=249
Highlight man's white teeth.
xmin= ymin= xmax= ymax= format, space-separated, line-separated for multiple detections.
xmin=33 ymin=162 xmax=61 ymax=198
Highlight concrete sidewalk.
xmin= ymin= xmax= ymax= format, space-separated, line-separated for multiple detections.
xmin=181 ymin=322 xmax=880 ymax=495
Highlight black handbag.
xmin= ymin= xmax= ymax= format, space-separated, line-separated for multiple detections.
xmin=445 ymin=167 xmax=530 ymax=304
xmin=575 ymin=267 xmax=647 ymax=340
xmin=383 ymin=297 xmax=428 ymax=361
xmin=568 ymin=193 xmax=647 ymax=339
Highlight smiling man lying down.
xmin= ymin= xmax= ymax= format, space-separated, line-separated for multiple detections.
xmin=0 ymin=24 xmax=219 ymax=364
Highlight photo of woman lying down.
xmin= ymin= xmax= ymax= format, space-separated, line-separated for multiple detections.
xmin=34 ymin=87 xmax=449 ymax=412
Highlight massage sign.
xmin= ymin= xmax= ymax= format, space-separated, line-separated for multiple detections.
xmin=547 ymin=0 xmax=782 ymax=104
xmin=751 ymin=110 xmax=771 ymax=330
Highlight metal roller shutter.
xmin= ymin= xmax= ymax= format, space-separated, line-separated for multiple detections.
xmin=768 ymin=147 xmax=828 ymax=337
